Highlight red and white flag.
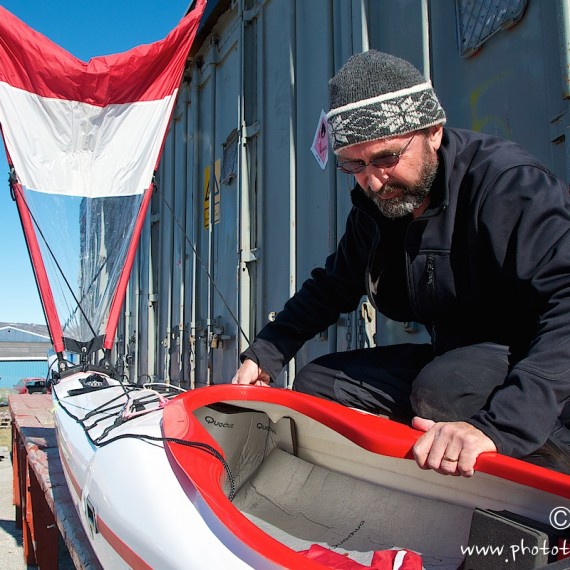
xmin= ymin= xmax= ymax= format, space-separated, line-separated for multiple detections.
xmin=0 ymin=0 xmax=206 ymax=198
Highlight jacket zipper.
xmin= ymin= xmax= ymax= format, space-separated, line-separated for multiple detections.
xmin=425 ymin=254 xmax=435 ymax=287
xmin=425 ymin=253 xmax=438 ymax=349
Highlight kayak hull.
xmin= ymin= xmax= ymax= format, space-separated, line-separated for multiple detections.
xmin=54 ymin=374 xmax=570 ymax=569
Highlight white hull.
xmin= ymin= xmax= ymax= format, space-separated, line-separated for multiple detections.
xmin=54 ymin=373 xmax=257 ymax=569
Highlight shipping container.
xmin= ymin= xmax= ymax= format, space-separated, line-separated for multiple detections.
xmin=118 ymin=0 xmax=570 ymax=388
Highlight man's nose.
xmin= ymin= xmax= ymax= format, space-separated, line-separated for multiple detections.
xmin=365 ymin=167 xmax=390 ymax=192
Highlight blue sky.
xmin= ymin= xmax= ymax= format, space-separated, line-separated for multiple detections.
xmin=0 ymin=0 xmax=192 ymax=324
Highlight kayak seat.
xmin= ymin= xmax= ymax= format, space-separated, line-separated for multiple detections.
xmin=193 ymin=403 xmax=297 ymax=496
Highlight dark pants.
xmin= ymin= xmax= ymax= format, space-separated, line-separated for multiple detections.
xmin=292 ymin=342 xmax=570 ymax=470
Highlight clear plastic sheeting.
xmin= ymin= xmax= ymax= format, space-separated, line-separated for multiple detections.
xmin=23 ymin=187 xmax=143 ymax=342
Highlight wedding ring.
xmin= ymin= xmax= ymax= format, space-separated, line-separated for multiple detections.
xmin=443 ymin=456 xmax=459 ymax=462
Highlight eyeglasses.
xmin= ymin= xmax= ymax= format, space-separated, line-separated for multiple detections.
xmin=336 ymin=135 xmax=416 ymax=175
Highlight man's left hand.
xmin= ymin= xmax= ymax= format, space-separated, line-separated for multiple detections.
xmin=411 ymin=417 xmax=497 ymax=477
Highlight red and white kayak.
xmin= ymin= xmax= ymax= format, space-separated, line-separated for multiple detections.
xmin=53 ymin=374 xmax=570 ymax=570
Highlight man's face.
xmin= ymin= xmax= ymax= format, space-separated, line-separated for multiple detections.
xmin=337 ymin=129 xmax=441 ymax=218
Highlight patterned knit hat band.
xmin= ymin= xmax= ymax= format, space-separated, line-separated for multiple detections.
xmin=326 ymin=51 xmax=446 ymax=153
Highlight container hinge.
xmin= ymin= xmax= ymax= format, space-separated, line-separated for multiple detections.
xmin=241 ymin=248 xmax=259 ymax=263
xmin=243 ymin=121 xmax=260 ymax=141
xmin=550 ymin=110 xmax=568 ymax=144
xmin=243 ymin=5 xmax=260 ymax=24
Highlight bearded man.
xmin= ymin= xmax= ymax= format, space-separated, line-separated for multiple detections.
xmin=232 ymin=50 xmax=570 ymax=478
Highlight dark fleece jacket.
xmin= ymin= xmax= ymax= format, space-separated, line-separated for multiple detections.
xmin=243 ymin=127 xmax=570 ymax=458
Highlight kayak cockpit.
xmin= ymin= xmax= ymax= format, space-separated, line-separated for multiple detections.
xmin=163 ymin=387 xmax=570 ymax=569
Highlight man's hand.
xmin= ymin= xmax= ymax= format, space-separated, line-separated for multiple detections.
xmin=412 ymin=417 xmax=497 ymax=477
xmin=231 ymin=359 xmax=271 ymax=386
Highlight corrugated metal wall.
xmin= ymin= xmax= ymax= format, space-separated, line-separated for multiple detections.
xmin=118 ymin=0 xmax=570 ymax=387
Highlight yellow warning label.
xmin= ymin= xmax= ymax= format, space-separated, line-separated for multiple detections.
xmin=214 ymin=158 xmax=221 ymax=225
xmin=203 ymin=159 xmax=222 ymax=229
xmin=204 ymin=165 xmax=211 ymax=228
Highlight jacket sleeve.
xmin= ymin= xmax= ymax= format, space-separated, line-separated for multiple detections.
xmin=242 ymin=201 xmax=375 ymax=380
xmin=466 ymin=165 xmax=570 ymax=457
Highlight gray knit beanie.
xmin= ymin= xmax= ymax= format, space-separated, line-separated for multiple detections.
xmin=327 ymin=50 xmax=446 ymax=153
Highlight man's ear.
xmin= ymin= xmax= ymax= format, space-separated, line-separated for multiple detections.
xmin=428 ymin=124 xmax=444 ymax=151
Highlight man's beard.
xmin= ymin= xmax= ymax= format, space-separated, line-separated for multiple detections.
xmin=366 ymin=142 xmax=438 ymax=219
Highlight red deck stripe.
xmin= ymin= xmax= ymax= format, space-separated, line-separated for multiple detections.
xmin=96 ymin=516 xmax=154 ymax=570
xmin=56 ymin=442 xmax=82 ymax=499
